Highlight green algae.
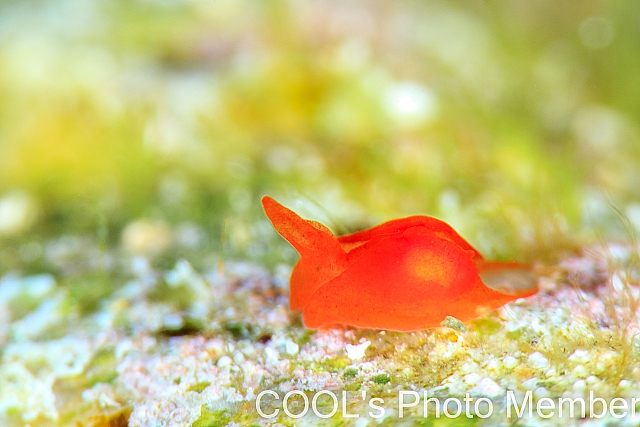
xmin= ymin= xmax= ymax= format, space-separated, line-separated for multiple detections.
xmin=149 ymin=280 xmax=198 ymax=312
xmin=343 ymin=382 xmax=362 ymax=392
xmin=296 ymin=329 xmax=316 ymax=346
xmin=73 ymin=407 xmax=132 ymax=427
xmin=323 ymin=356 xmax=351 ymax=372
xmin=343 ymin=367 xmax=358 ymax=378
xmin=192 ymin=408 xmax=230 ymax=427
xmin=54 ymin=391 xmax=132 ymax=427
xmin=371 ymin=374 xmax=391 ymax=385
xmin=505 ymin=325 xmax=537 ymax=343
xmin=469 ymin=317 xmax=502 ymax=338
xmin=8 ymin=291 xmax=44 ymax=321
xmin=157 ymin=317 xmax=206 ymax=338
xmin=67 ymin=273 xmax=117 ymax=316
xmin=441 ymin=316 xmax=468 ymax=333
xmin=223 ymin=321 xmax=256 ymax=340
xmin=84 ymin=349 xmax=118 ymax=388
xmin=187 ymin=382 xmax=212 ymax=393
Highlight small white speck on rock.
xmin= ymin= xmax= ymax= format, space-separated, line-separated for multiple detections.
xmin=285 ymin=340 xmax=299 ymax=355
xmin=572 ymin=364 xmax=588 ymax=378
xmin=463 ymin=373 xmax=482 ymax=387
xmin=528 ymin=352 xmax=549 ymax=369
xmin=522 ymin=378 xmax=538 ymax=390
xmin=459 ymin=362 xmax=480 ymax=375
xmin=216 ymin=356 xmax=232 ymax=368
xmin=533 ymin=387 xmax=550 ymax=399
xmin=468 ymin=378 xmax=504 ymax=398
xmin=502 ymin=356 xmax=518 ymax=369
xmin=586 ymin=375 xmax=599 ymax=385
xmin=264 ymin=347 xmax=279 ymax=363
xmin=568 ymin=349 xmax=590 ymax=364
xmin=619 ymin=379 xmax=631 ymax=389
xmin=346 ymin=340 xmax=371 ymax=360
xmin=573 ymin=380 xmax=587 ymax=391
xmin=485 ymin=358 xmax=500 ymax=371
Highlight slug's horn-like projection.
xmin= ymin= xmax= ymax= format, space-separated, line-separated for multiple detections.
xmin=261 ymin=196 xmax=348 ymax=310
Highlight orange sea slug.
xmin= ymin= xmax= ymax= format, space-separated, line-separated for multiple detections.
xmin=261 ymin=196 xmax=538 ymax=331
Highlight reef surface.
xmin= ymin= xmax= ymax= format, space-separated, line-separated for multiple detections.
xmin=1 ymin=235 xmax=639 ymax=427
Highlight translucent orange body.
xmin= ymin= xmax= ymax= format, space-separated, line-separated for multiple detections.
xmin=262 ymin=196 xmax=538 ymax=331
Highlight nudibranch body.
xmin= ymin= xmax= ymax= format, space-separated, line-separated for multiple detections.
xmin=262 ymin=196 xmax=537 ymax=331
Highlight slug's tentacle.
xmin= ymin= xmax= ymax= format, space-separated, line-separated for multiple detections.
xmin=261 ymin=196 xmax=344 ymax=255
xmin=261 ymin=196 xmax=348 ymax=310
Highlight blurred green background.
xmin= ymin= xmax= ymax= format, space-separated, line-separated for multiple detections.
xmin=1 ymin=0 xmax=640 ymax=272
